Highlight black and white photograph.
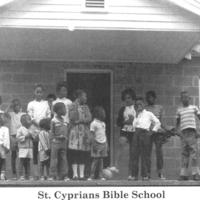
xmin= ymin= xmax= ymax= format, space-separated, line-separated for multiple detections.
xmin=0 ymin=0 xmax=200 ymax=199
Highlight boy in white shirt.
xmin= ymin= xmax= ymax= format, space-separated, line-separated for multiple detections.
xmin=132 ymin=97 xmax=161 ymax=180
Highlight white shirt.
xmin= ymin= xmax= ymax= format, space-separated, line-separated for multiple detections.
xmin=53 ymin=98 xmax=72 ymax=124
xmin=0 ymin=126 xmax=10 ymax=150
xmin=90 ymin=119 xmax=107 ymax=143
xmin=9 ymin=111 xmax=24 ymax=136
xmin=27 ymin=100 xmax=51 ymax=124
xmin=122 ymin=105 xmax=136 ymax=132
xmin=133 ymin=109 xmax=161 ymax=132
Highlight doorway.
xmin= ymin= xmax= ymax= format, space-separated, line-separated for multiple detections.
xmin=65 ymin=69 xmax=113 ymax=167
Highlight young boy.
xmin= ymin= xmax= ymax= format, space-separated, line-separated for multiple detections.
xmin=8 ymin=99 xmax=24 ymax=179
xmin=176 ymin=91 xmax=200 ymax=181
xmin=132 ymin=97 xmax=161 ymax=180
xmin=16 ymin=114 xmax=33 ymax=180
xmin=49 ymin=102 xmax=69 ymax=181
xmin=53 ymin=82 xmax=72 ymax=124
xmin=145 ymin=91 xmax=165 ymax=179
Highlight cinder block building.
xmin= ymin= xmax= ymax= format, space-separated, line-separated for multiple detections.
xmin=0 ymin=0 xmax=200 ymax=179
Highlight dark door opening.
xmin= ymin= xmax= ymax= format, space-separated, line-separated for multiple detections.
xmin=66 ymin=71 xmax=112 ymax=167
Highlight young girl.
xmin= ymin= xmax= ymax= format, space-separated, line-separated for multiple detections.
xmin=0 ymin=113 xmax=10 ymax=180
xmin=49 ymin=102 xmax=69 ymax=181
xmin=88 ymin=106 xmax=108 ymax=180
xmin=8 ymin=99 xmax=24 ymax=179
xmin=27 ymin=84 xmax=51 ymax=179
xmin=16 ymin=114 xmax=33 ymax=180
xmin=38 ymin=118 xmax=51 ymax=181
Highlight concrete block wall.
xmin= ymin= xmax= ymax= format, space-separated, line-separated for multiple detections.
xmin=0 ymin=58 xmax=200 ymax=179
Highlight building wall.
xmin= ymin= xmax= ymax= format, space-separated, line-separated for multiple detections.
xmin=0 ymin=58 xmax=200 ymax=179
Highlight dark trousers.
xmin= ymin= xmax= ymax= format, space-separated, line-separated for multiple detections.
xmin=149 ymin=134 xmax=164 ymax=175
xmin=40 ymin=159 xmax=50 ymax=177
xmin=50 ymin=142 xmax=68 ymax=179
xmin=132 ymin=128 xmax=151 ymax=178
xmin=0 ymin=158 xmax=6 ymax=173
xmin=11 ymin=150 xmax=17 ymax=175
xmin=19 ymin=158 xmax=31 ymax=178
xmin=90 ymin=158 xmax=103 ymax=179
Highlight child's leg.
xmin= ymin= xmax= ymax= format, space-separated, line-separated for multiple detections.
xmin=25 ymin=158 xmax=31 ymax=179
xmin=115 ymin=136 xmax=128 ymax=170
xmin=50 ymin=143 xmax=59 ymax=179
xmin=131 ymin=131 xmax=140 ymax=179
xmin=18 ymin=158 xmax=25 ymax=178
xmin=58 ymin=148 xmax=68 ymax=179
xmin=180 ymin=136 xmax=189 ymax=177
xmin=33 ymin=141 xmax=39 ymax=179
xmin=46 ymin=159 xmax=50 ymax=178
xmin=90 ymin=158 xmax=99 ymax=179
xmin=11 ymin=150 xmax=17 ymax=176
xmin=0 ymin=158 xmax=6 ymax=179
xmin=140 ymin=130 xmax=151 ymax=179
xmin=0 ymin=158 xmax=2 ymax=173
xmin=98 ymin=158 xmax=104 ymax=179
xmin=40 ymin=161 xmax=45 ymax=178
xmin=154 ymin=135 xmax=164 ymax=176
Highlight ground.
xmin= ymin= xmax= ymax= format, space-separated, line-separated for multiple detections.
xmin=0 ymin=180 xmax=200 ymax=186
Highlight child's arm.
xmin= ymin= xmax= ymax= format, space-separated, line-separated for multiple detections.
xmin=16 ymin=128 xmax=26 ymax=142
xmin=3 ymin=127 xmax=10 ymax=151
xmin=150 ymin=113 xmax=161 ymax=132
xmin=194 ymin=106 xmax=200 ymax=120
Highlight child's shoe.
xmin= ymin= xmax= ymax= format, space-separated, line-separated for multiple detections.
xmin=158 ymin=173 xmax=166 ymax=180
xmin=64 ymin=177 xmax=70 ymax=182
xmin=19 ymin=176 xmax=25 ymax=181
xmin=0 ymin=173 xmax=6 ymax=181
xmin=40 ymin=176 xmax=45 ymax=181
xmin=142 ymin=176 xmax=150 ymax=181
xmin=192 ymin=174 xmax=200 ymax=181
xmin=179 ymin=176 xmax=189 ymax=181
xmin=28 ymin=176 xmax=34 ymax=181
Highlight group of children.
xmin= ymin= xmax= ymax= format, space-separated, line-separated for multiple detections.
xmin=0 ymin=82 xmax=109 ymax=181
xmin=117 ymin=89 xmax=200 ymax=181
xmin=0 ymin=81 xmax=200 ymax=182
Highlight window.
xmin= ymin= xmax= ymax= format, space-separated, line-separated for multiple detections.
xmin=82 ymin=0 xmax=108 ymax=12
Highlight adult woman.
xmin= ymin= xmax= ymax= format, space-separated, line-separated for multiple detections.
xmin=116 ymin=88 xmax=136 ymax=180
xmin=68 ymin=89 xmax=92 ymax=180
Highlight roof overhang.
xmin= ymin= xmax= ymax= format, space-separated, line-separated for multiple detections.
xmin=0 ymin=27 xmax=199 ymax=64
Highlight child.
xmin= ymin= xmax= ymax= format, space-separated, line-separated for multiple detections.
xmin=145 ymin=91 xmax=165 ymax=179
xmin=132 ymin=97 xmax=161 ymax=180
xmin=16 ymin=114 xmax=33 ymax=180
xmin=8 ymin=99 xmax=24 ymax=179
xmin=53 ymin=82 xmax=72 ymax=124
xmin=46 ymin=94 xmax=56 ymax=118
xmin=116 ymin=88 xmax=136 ymax=180
xmin=176 ymin=91 xmax=200 ymax=181
xmin=38 ymin=118 xmax=51 ymax=181
xmin=88 ymin=106 xmax=108 ymax=180
xmin=0 ymin=113 xmax=10 ymax=180
xmin=49 ymin=102 xmax=69 ymax=181
xmin=27 ymin=84 xmax=51 ymax=179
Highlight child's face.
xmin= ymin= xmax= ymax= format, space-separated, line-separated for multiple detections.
xmin=58 ymin=86 xmax=67 ymax=98
xmin=47 ymin=98 xmax=54 ymax=107
xmin=124 ymin=94 xmax=133 ymax=106
xmin=57 ymin=104 xmax=66 ymax=117
xmin=146 ymin=95 xmax=155 ymax=106
xmin=79 ymin=92 xmax=87 ymax=104
xmin=34 ymin=87 xmax=43 ymax=101
xmin=181 ymin=93 xmax=190 ymax=106
xmin=21 ymin=115 xmax=32 ymax=128
xmin=13 ymin=101 xmax=21 ymax=113
xmin=135 ymin=100 xmax=145 ymax=112
xmin=100 ymin=109 xmax=106 ymax=121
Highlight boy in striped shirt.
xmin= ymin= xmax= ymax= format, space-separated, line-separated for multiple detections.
xmin=176 ymin=91 xmax=200 ymax=181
